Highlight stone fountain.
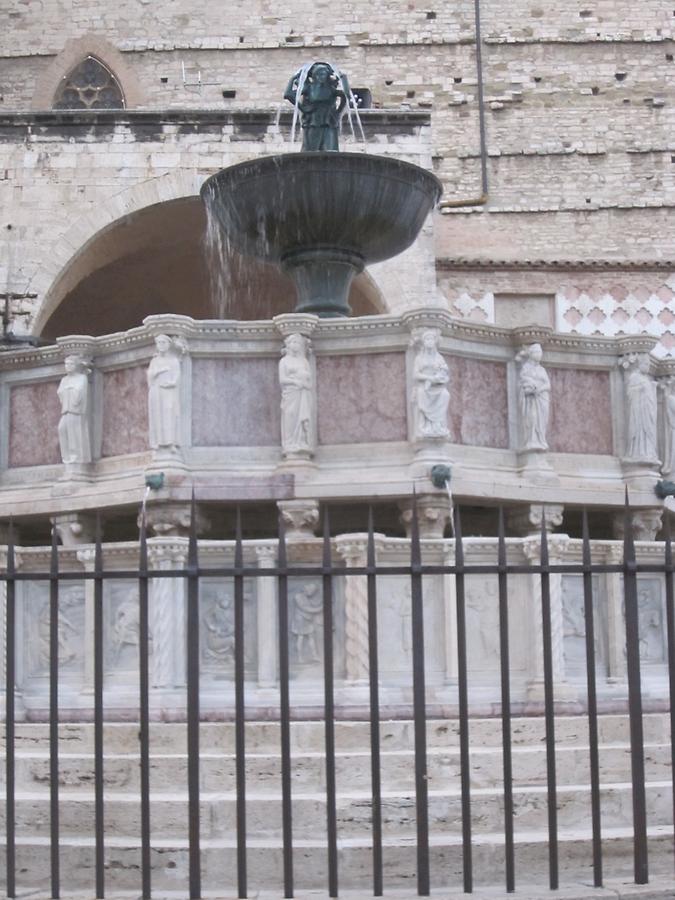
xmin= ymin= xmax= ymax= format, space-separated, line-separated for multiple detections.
xmin=201 ymin=63 xmax=442 ymax=317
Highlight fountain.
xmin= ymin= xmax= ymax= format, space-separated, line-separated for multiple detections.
xmin=201 ymin=63 xmax=442 ymax=318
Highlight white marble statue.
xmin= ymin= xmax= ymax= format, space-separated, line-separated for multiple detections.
xmin=622 ymin=354 xmax=658 ymax=461
xmin=663 ymin=385 xmax=675 ymax=477
xmin=57 ymin=354 xmax=92 ymax=464
xmin=516 ymin=343 xmax=550 ymax=451
xmin=291 ymin=582 xmax=322 ymax=664
xmin=279 ymin=333 xmax=315 ymax=456
xmin=411 ymin=329 xmax=450 ymax=439
xmin=147 ymin=334 xmax=185 ymax=451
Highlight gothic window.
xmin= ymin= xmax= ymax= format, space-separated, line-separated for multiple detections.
xmin=53 ymin=56 xmax=125 ymax=110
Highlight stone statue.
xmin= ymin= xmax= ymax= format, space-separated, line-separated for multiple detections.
xmin=663 ymin=385 xmax=675 ymax=477
xmin=279 ymin=333 xmax=315 ymax=457
xmin=57 ymin=354 xmax=92 ymax=464
xmin=622 ymin=354 xmax=658 ymax=461
xmin=411 ymin=329 xmax=450 ymax=440
xmin=147 ymin=334 xmax=185 ymax=451
xmin=284 ymin=61 xmax=347 ymax=151
xmin=516 ymin=343 xmax=550 ymax=451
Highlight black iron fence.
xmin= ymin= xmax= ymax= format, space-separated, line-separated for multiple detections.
xmin=2 ymin=497 xmax=675 ymax=898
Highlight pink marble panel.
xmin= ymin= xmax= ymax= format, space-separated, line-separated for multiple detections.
xmin=317 ymin=353 xmax=407 ymax=444
xmin=445 ymin=356 xmax=509 ymax=448
xmin=8 ymin=381 xmax=61 ymax=467
xmin=101 ymin=366 xmax=149 ymax=457
xmin=548 ymin=368 xmax=613 ymax=455
xmin=192 ymin=358 xmax=281 ymax=446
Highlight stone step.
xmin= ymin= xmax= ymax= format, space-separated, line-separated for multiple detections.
xmin=2 ymin=742 xmax=671 ymax=793
xmin=4 ymin=826 xmax=673 ymax=894
xmin=2 ymin=713 xmax=670 ymax=755
xmin=2 ymin=781 xmax=672 ymax=839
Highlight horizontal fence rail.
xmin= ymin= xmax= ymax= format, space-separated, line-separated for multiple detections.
xmin=1 ymin=499 xmax=674 ymax=898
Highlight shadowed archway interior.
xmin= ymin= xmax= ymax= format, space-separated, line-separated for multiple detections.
xmin=40 ymin=197 xmax=386 ymax=340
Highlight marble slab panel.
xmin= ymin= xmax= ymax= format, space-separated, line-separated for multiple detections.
xmin=8 ymin=381 xmax=61 ymax=467
xmin=317 ymin=353 xmax=407 ymax=444
xmin=445 ymin=356 xmax=509 ymax=448
xmin=192 ymin=358 xmax=281 ymax=447
xmin=101 ymin=366 xmax=149 ymax=457
xmin=548 ymin=368 xmax=613 ymax=455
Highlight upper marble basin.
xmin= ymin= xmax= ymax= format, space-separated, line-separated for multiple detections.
xmin=201 ymin=151 xmax=443 ymax=267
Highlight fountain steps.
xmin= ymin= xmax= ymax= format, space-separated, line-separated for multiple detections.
xmin=1 ymin=716 xmax=672 ymax=895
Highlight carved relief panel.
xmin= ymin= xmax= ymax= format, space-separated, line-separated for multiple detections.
xmin=22 ymin=581 xmax=86 ymax=681
xmin=200 ymin=578 xmax=257 ymax=678
xmin=561 ymin=575 xmax=608 ymax=679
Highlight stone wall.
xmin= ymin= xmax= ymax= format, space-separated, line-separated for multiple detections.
xmin=0 ymin=1 xmax=674 ymax=340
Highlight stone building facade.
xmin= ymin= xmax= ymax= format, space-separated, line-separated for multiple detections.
xmin=1 ymin=0 xmax=674 ymax=345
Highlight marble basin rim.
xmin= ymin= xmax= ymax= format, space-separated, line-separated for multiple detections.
xmin=201 ymin=151 xmax=443 ymax=318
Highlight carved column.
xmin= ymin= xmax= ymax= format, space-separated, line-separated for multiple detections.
xmin=335 ymin=536 xmax=371 ymax=684
xmin=398 ymin=494 xmax=451 ymax=539
xmin=606 ymin=544 xmax=627 ymax=684
xmin=255 ymin=545 xmax=278 ymax=688
xmin=522 ymin=535 xmax=572 ymax=703
xmin=277 ymin=499 xmax=320 ymax=540
xmin=507 ymin=503 xmax=564 ymax=537
xmin=51 ymin=513 xmax=95 ymax=547
xmin=443 ymin=543 xmax=458 ymax=685
xmin=140 ymin=503 xmax=209 ymax=538
xmin=75 ymin=548 xmax=97 ymax=693
xmin=611 ymin=508 xmax=663 ymax=542
xmin=147 ymin=539 xmax=189 ymax=692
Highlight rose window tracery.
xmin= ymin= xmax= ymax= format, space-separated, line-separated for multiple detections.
xmin=53 ymin=56 xmax=125 ymax=110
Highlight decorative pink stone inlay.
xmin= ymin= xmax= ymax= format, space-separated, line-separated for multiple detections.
xmin=317 ymin=353 xmax=407 ymax=444
xmin=548 ymin=368 xmax=613 ymax=455
xmin=101 ymin=366 xmax=149 ymax=457
xmin=9 ymin=381 xmax=61 ymax=467
xmin=192 ymin=358 xmax=281 ymax=446
xmin=445 ymin=356 xmax=509 ymax=448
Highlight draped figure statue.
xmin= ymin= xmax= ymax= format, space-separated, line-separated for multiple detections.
xmin=57 ymin=354 xmax=92 ymax=464
xmin=411 ymin=330 xmax=450 ymax=440
xmin=279 ymin=333 xmax=315 ymax=457
xmin=516 ymin=343 xmax=550 ymax=451
xmin=624 ymin=355 xmax=658 ymax=461
xmin=147 ymin=334 xmax=184 ymax=451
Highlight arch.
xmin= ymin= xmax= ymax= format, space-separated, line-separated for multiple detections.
xmin=30 ymin=187 xmax=389 ymax=339
xmin=53 ymin=56 xmax=125 ymax=110
xmin=32 ymin=35 xmax=144 ymax=110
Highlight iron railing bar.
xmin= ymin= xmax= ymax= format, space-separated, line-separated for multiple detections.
xmin=498 ymin=506 xmax=515 ymax=893
xmin=664 ymin=514 xmax=675 ymax=877
xmin=367 ymin=507 xmax=383 ymax=897
xmin=582 ymin=509 xmax=603 ymax=887
xmin=94 ymin=514 xmax=105 ymax=899
xmin=4 ymin=562 xmax=661 ymax=581
xmin=49 ymin=525 xmax=61 ymax=899
xmin=539 ymin=515 xmax=559 ymax=890
xmin=623 ymin=494 xmax=648 ymax=884
xmin=454 ymin=505 xmax=473 ymax=893
xmin=138 ymin=513 xmax=151 ymax=900
xmin=186 ymin=494 xmax=201 ymax=900
xmin=234 ymin=506 xmax=247 ymax=899
xmin=277 ymin=512 xmax=294 ymax=899
xmin=5 ymin=521 xmax=16 ymax=899
xmin=410 ymin=493 xmax=430 ymax=896
xmin=322 ymin=508 xmax=339 ymax=898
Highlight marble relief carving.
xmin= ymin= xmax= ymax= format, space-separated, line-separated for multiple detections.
xmin=290 ymin=581 xmax=322 ymax=664
xmin=561 ymin=575 xmax=607 ymax=678
xmin=660 ymin=379 xmax=675 ymax=478
xmin=410 ymin=329 xmax=450 ymax=440
xmin=105 ymin=582 xmax=144 ymax=672
xmin=620 ymin=353 xmax=658 ymax=462
xmin=200 ymin=580 xmax=257 ymax=676
xmin=25 ymin=581 xmax=86 ymax=678
xmin=279 ymin=333 xmax=315 ymax=458
xmin=516 ymin=343 xmax=550 ymax=452
xmin=147 ymin=334 xmax=186 ymax=452
xmin=636 ymin=580 xmax=667 ymax=664
xmin=57 ymin=354 xmax=92 ymax=465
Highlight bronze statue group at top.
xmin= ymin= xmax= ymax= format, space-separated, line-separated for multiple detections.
xmin=284 ymin=62 xmax=350 ymax=152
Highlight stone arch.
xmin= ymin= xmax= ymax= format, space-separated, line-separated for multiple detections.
xmin=29 ymin=175 xmax=389 ymax=339
xmin=32 ymin=35 xmax=145 ymax=110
